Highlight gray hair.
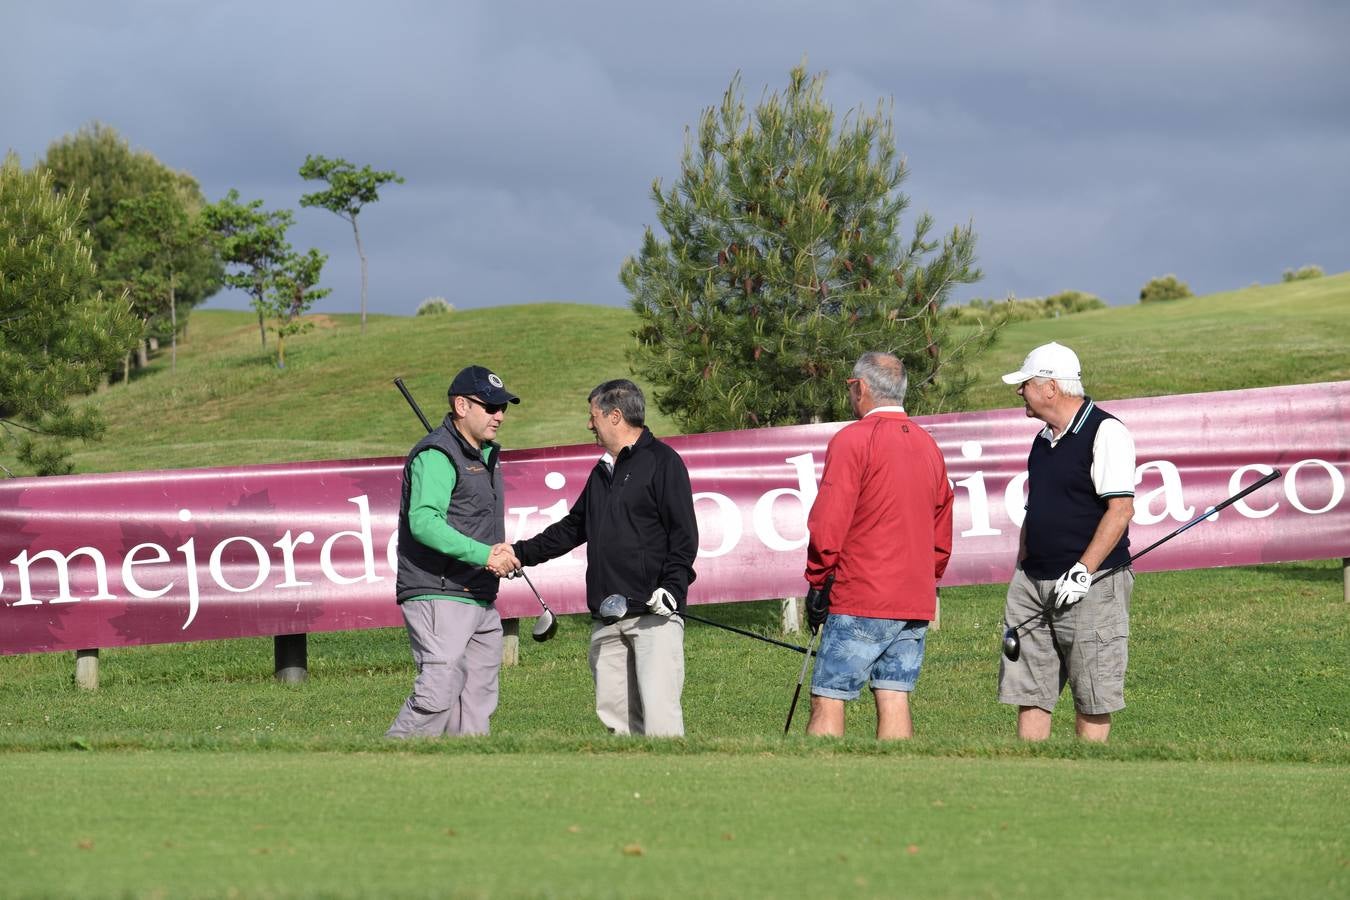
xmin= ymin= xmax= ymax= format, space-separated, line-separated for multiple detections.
xmin=1033 ymin=376 xmax=1084 ymax=398
xmin=853 ymin=352 xmax=908 ymax=405
xmin=588 ymin=379 xmax=646 ymax=427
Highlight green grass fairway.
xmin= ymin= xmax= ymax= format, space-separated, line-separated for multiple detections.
xmin=2 ymin=563 xmax=1346 ymax=895
xmin=3 ymin=753 xmax=1345 ymax=898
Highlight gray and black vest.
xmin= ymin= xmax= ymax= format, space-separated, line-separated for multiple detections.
xmin=395 ymin=416 xmax=504 ymax=603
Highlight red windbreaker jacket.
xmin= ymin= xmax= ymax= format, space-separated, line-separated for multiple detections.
xmin=804 ymin=410 xmax=953 ymax=620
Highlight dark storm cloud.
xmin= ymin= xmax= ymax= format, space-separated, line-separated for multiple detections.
xmin=4 ymin=0 xmax=1347 ymax=314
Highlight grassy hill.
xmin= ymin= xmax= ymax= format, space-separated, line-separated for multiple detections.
xmin=961 ymin=271 xmax=1350 ymax=409
xmin=63 ymin=303 xmax=683 ymax=473
xmin=52 ymin=270 xmax=1350 ymax=475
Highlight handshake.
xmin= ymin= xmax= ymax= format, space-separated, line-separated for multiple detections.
xmin=486 ymin=542 xmax=521 ymax=578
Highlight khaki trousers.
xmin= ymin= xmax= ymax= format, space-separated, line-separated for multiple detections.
xmin=588 ymin=614 xmax=685 ymax=736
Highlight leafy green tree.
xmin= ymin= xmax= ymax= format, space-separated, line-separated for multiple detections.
xmin=621 ymin=65 xmax=986 ymax=431
xmin=265 ymin=248 xmax=331 ymax=369
xmin=298 ymin=155 xmax=403 ymax=334
xmin=1139 ymin=274 xmax=1192 ymax=303
xmin=417 ymin=297 xmax=454 ymax=316
xmin=107 ymin=191 xmax=210 ymax=374
xmin=40 ymin=123 xmax=220 ymax=364
xmin=0 ymin=154 xmax=140 ymax=475
xmin=202 ymin=190 xmax=295 ymax=347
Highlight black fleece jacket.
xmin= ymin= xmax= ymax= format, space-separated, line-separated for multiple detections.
xmin=513 ymin=428 xmax=698 ymax=619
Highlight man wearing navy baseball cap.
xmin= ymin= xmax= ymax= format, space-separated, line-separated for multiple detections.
xmin=387 ymin=364 xmax=521 ymax=738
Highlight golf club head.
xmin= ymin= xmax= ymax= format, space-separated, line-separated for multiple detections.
xmin=599 ymin=593 xmax=629 ymax=625
xmin=1001 ymin=626 xmax=1021 ymax=662
xmin=531 ymin=609 xmax=557 ymax=642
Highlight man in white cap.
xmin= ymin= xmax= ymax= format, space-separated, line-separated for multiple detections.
xmin=998 ymin=342 xmax=1136 ymax=742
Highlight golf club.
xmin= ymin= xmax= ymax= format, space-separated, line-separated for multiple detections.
xmin=394 ymin=377 xmax=558 ymax=642
xmin=518 ymin=569 xmax=558 ymax=642
xmin=784 ymin=574 xmax=833 ymax=734
xmin=1000 ymin=467 xmax=1282 ymax=662
xmin=598 ymin=593 xmax=815 ymax=655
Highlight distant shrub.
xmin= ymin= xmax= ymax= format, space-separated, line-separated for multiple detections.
xmin=1139 ymin=274 xmax=1192 ymax=303
xmin=952 ymin=290 xmax=1106 ymax=325
xmin=417 ymin=297 xmax=454 ymax=316
xmin=1282 ymin=265 xmax=1324 ymax=282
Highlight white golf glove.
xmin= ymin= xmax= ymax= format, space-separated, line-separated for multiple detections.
xmin=646 ymin=587 xmax=678 ymax=617
xmin=1053 ymin=562 xmax=1091 ymax=609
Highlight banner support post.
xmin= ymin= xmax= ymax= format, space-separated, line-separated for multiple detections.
xmin=75 ymin=649 xmax=99 ymax=690
xmin=274 ymin=634 xmax=308 ymax=683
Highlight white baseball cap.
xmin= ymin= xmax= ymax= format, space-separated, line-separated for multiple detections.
xmin=1001 ymin=342 xmax=1082 ymax=385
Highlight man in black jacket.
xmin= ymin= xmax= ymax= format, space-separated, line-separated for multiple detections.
xmin=513 ymin=379 xmax=698 ymax=736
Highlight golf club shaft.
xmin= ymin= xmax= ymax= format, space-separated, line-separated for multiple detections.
xmin=680 ymin=611 xmax=814 ymax=656
xmin=518 ymin=569 xmax=552 ymax=615
xmin=783 ymin=626 xmax=822 ymax=733
xmin=1006 ymin=468 xmax=1283 ymax=634
xmin=394 ymin=377 xmax=434 ymax=433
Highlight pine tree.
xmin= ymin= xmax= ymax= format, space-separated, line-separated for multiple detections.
xmin=0 ymin=154 xmax=140 ymax=475
xmin=622 ymin=65 xmax=990 ymax=431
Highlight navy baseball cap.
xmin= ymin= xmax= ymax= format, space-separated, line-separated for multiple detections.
xmin=448 ymin=365 xmax=520 ymax=405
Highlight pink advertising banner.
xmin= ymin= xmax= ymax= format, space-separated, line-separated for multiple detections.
xmin=2 ymin=381 xmax=1347 ymax=655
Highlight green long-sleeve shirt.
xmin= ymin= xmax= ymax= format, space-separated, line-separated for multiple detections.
xmin=405 ymin=446 xmax=496 ymax=604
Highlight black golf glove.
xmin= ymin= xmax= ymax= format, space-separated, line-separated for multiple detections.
xmin=805 ymin=582 xmax=831 ymax=632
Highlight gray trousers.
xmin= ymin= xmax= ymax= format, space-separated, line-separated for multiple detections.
xmin=588 ymin=614 xmax=685 ymax=736
xmin=387 ymin=600 xmax=502 ymax=738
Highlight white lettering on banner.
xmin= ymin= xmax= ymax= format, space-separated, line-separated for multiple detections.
xmin=1004 ymin=471 xmax=1029 ymax=528
xmin=1228 ymin=464 xmax=1279 ymax=519
xmin=751 ymin=453 xmax=818 ymax=552
xmin=9 ymin=546 xmax=117 ymax=606
xmin=1133 ymin=460 xmax=1196 ymax=525
xmin=2 ymin=456 xmax=1344 ymax=633
xmin=955 ymin=441 xmax=1001 ymax=537
xmin=506 ymin=506 xmax=538 ymax=540
xmin=175 ymin=508 xmax=202 ymax=629
xmin=506 ymin=471 xmax=581 ymax=561
xmin=208 ymin=536 xmax=271 ymax=593
xmin=273 ymin=530 xmax=316 ymax=588
xmin=319 ymin=496 xmax=381 ymax=585
xmin=693 ymin=491 xmax=742 ymax=558
xmin=122 ymin=543 xmax=173 ymax=599
xmin=1285 ymin=459 xmax=1345 ymax=515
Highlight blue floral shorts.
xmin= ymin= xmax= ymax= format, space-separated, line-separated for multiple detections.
xmin=810 ymin=613 xmax=928 ymax=700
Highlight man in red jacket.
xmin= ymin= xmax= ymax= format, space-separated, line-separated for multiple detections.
xmin=804 ymin=352 xmax=954 ymax=739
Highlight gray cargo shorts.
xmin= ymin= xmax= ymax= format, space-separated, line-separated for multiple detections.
xmin=998 ymin=566 xmax=1133 ymax=715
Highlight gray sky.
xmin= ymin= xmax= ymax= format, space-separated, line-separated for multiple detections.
xmin=5 ymin=0 xmax=1348 ymax=315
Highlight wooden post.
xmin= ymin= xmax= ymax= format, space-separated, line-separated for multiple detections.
xmin=781 ymin=597 xmax=801 ymax=634
xmin=1344 ymin=557 xmax=1349 ymax=604
xmin=932 ymin=590 xmax=941 ymax=631
xmin=74 ymin=649 xmax=99 ymax=690
xmin=273 ymin=634 xmax=307 ymax=683
xmin=502 ymin=618 xmax=520 ymax=667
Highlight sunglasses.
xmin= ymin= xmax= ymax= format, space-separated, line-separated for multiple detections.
xmin=464 ymin=396 xmax=508 ymax=415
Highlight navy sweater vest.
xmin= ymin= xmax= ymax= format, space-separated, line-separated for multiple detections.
xmin=1022 ymin=399 xmax=1132 ymax=580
